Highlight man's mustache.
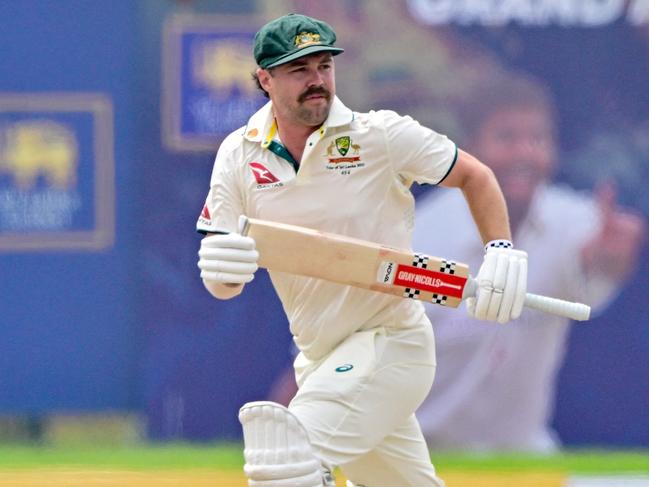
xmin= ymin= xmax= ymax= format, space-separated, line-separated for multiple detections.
xmin=298 ymin=87 xmax=331 ymax=103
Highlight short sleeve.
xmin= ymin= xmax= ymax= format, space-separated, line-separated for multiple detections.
xmin=196 ymin=134 xmax=245 ymax=235
xmin=382 ymin=110 xmax=457 ymax=184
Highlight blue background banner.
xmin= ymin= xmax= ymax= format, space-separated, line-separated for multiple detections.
xmin=0 ymin=94 xmax=114 ymax=250
xmin=0 ymin=1 xmax=136 ymax=412
xmin=163 ymin=15 xmax=267 ymax=151
xmin=0 ymin=1 xmax=647 ymax=449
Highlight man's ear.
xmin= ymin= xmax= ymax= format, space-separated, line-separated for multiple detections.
xmin=256 ymin=68 xmax=272 ymax=93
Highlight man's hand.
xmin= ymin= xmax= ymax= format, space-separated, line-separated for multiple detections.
xmin=198 ymin=233 xmax=259 ymax=284
xmin=581 ymin=183 xmax=647 ymax=281
xmin=467 ymin=247 xmax=528 ymax=323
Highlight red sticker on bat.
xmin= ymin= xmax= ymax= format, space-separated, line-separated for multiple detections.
xmin=392 ymin=264 xmax=467 ymax=298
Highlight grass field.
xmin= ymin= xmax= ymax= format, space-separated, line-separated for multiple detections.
xmin=0 ymin=443 xmax=648 ymax=486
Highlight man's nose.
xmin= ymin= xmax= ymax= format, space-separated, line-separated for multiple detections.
xmin=306 ymin=68 xmax=325 ymax=87
xmin=512 ymin=136 xmax=543 ymax=157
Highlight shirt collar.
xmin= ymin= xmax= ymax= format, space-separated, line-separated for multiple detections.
xmin=324 ymin=96 xmax=355 ymax=129
xmin=243 ymin=100 xmax=273 ymax=143
xmin=243 ymin=96 xmax=354 ymax=145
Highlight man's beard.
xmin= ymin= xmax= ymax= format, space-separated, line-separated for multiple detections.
xmin=295 ymin=87 xmax=332 ymax=126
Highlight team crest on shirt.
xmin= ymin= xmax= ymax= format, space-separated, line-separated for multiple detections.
xmin=336 ymin=136 xmax=351 ymax=156
xmin=325 ymin=136 xmax=364 ymax=175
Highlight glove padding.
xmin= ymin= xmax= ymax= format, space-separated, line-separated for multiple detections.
xmin=467 ymin=247 xmax=527 ymax=323
xmin=198 ymin=233 xmax=259 ymax=284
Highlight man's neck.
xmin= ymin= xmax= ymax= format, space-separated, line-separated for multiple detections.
xmin=275 ymin=118 xmax=320 ymax=165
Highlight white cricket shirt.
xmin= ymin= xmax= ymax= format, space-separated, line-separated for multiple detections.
xmin=197 ymin=96 xmax=457 ymax=360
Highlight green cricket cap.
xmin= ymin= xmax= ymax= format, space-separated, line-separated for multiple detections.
xmin=254 ymin=13 xmax=344 ymax=69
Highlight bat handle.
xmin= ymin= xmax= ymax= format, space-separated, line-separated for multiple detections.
xmin=238 ymin=215 xmax=250 ymax=236
xmin=464 ymin=278 xmax=591 ymax=321
xmin=523 ymin=293 xmax=591 ymax=321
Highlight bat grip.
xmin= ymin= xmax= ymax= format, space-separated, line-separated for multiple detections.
xmin=464 ymin=278 xmax=591 ymax=321
xmin=238 ymin=215 xmax=250 ymax=236
xmin=523 ymin=293 xmax=591 ymax=321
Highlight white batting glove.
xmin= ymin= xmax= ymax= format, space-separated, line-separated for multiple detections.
xmin=198 ymin=232 xmax=259 ymax=284
xmin=467 ymin=246 xmax=528 ymax=324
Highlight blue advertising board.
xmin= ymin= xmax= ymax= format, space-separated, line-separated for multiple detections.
xmin=162 ymin=15 xmax=267 ymax=151
xmin=0 ymin=1 xmax=138 ymax=414
xmin=0 ymin=93 xmax=114 ymax=251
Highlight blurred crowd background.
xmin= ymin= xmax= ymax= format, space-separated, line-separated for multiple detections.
xmin=1 ymin=0 xmax=648 ymax=451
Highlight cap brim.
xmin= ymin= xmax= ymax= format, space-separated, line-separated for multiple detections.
xmin=264 ymin=45 xmax=344 ymax=68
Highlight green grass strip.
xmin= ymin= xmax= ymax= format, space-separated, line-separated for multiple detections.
xmin=432 ymin=449 xmax=649 ymax=473
xmin=0 ymin=443 xmax=243 ymax=470
xmin=0 ymin=443 xmax=647 ymax=474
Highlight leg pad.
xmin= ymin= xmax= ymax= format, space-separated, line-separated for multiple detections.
xmin=239 ymin=401 xmax=330 ymax=487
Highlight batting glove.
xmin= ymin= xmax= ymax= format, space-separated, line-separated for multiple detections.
xmin=198 ymin=232 xmax=259 ymax=284
xmin=467 ymin=246 xmax=527 ymax=323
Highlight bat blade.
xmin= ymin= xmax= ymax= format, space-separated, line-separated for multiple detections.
xmin=240 ymin=217 xmax=591 ymax=320
xmin=240 ymin=217 xmax=469 ymax=307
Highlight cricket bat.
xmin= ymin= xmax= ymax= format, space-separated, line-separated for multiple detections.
xmin=240 ymin=217 xmax=591 ymax=321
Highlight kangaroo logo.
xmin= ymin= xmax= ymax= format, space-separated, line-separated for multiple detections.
xmin=249 ymin=162 xmax=280 ymax=184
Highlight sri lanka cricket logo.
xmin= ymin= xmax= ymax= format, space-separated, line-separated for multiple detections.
xmin=0 ymin=120 xmax=78 ymax=190
xmin=192 ymin=40 xmax=258 ymax=98
xmin=326 ymin=136 xmax=361 ymax=163
xmin=0 ymin=92 xmax=115 ymax=250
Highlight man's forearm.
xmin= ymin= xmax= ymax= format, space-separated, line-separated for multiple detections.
xmin=441 ymin=150 xmax=513 ymax=244
xmin=462 ymin=167 xmax=512 ymax=243
xmin=460 ymin=158 xmax=512 ymax=244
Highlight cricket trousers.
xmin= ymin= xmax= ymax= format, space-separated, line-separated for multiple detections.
xmin=289 ymin=324 xmax=445 ymax=487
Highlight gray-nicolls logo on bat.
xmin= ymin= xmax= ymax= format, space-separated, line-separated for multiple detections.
xmin=383 ymin=262 xmax=394 ymax=283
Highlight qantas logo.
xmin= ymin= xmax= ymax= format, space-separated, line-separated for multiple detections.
xmin=201 ymin=205 xmax=211 ymax=220
xmin=249 ymin=162 xmax=280 ymax=184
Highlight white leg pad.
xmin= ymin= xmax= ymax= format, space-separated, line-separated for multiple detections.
xmin=239 ymin=401 xmax=331 ymax=487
